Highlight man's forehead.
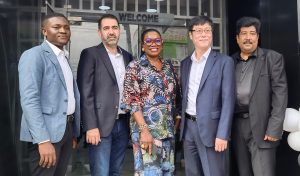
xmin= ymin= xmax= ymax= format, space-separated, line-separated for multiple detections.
xmin=240 ymin=26 xmax=256 ymax=31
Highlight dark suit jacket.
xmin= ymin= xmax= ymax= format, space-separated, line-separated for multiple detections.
xmin=232 ymin=47 xmax=288 ymax=148
xmin=180 ymin=50 xmax=235 ymax=147
xmin=77 ymin=43 xmax=133 ymax=137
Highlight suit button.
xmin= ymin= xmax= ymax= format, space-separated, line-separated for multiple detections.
xmin=63 ymin=112 xmax=66 ymax=115
xmin=64 ymin=99 xmax=68 ymax=102
xmin=115 ymin=106 xmax=118 ymax=109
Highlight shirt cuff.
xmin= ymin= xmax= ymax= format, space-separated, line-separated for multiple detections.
xmin=38 ymin=140 xmax=50 ymax=144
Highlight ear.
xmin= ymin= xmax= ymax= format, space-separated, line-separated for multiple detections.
xmin=42 ymin=28 xmax=47 ymax=37
xmin=97 ymin=29 xmax=102 ymax=38
xmin=189 ymin=32 xmax=193 ymax=40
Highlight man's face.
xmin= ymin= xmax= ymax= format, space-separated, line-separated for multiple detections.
xmin=42 ymin=17 xmax=71 ymax=50
xmin=236 ymin=26 xmax=259 ymax=55
xmin=189 ymin=23 xmax=213 ymax=51
xmin=98 ymin=18 xmax=120 ymax=48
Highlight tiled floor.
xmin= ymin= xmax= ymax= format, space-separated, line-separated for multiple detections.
xmin=66 ymin=141 xmax=185 ymax=176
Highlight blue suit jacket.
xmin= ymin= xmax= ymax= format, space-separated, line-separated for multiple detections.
xmin=18 ymin=41 xmax=80 ymax=144
xmin=180 ymin=50 xmax=235 ymax=147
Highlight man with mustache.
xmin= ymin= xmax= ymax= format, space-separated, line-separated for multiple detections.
xmin=231 ymin=16 xmax=287 ymax=176
xmin=77 ymin=14 xmax=133 ymax=176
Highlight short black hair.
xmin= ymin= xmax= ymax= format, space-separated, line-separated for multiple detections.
xmin=141 ymin=28 xmax=162 ymax=41
xmin=236 ymin=17 xmax=261 ymax=34
xmin=188 ymin=15 xmax=213 ymax=32
xmin=98 ymin=14 xmax=119 ymax=29
xmin=42 ymin=13 xmax=68 ymax=27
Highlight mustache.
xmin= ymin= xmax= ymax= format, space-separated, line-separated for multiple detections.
xmin=107 ymin=34 xmax=117 ymax=39
xmin=243 ymin=40 xmax=253 ymax=44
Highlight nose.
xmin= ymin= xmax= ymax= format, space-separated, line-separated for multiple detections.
xmin=59 ymin=27 xmax=66 ymax=33
xmin=107 ymin=27 xmax=115 ymax=35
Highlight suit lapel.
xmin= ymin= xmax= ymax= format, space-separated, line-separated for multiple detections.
xmin=198 ymin=50 xmax=217 ymax=91
xmin=97 ymin=43 xmax=117 ymax=82
xmin=183 ymin=58 xmax=192 ymax=97
xmin=42 ymin=42 xmax=67 ymax=89
xmin=122 ymin=49 xmax=131 ymax=66
xmin=249 ymin=48 xmax=264 ymax=99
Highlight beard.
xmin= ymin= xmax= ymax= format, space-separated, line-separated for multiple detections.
xmin=103 ymin=36 xmax=119 ymax=46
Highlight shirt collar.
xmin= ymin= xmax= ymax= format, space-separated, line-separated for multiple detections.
xmin=191 ymin=47 xmax=211 ymax=63
xmin=46 ymin=40 xmax=69 ymax=58
xmin=237 ymin=49 xmax=258 ymax=62
xmin=140 ymin=54 xmax=167 ymax=68
xmin=104 ymin=45 xmax=123 ymax=56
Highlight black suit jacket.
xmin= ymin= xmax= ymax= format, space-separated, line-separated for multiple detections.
xmin=232 ymin=47 xmax=288 ymax=148
xmin=77 ymin=43 xmax=133 ymax=137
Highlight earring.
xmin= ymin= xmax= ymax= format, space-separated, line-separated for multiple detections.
xmin=142 ymin=48 xmax=144 ymax=51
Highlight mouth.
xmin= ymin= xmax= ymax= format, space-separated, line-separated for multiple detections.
xmin=243 ymin=40 xmax=253 ymax=44
xmin=149 ymin=47 xmax=159 ymax=52
xmin=58 ymin=36 xmax=68 ymax=40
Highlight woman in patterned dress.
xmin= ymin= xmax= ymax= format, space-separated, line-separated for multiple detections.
xmin=121 ymin=28 xmax=180 ymax=176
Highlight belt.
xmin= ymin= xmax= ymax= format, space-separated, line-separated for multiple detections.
xmin=116 ymin=113 xmax=130 ymax=119
xmin=235 ymin=113 xmax=249 ymax=118
xmin=67 ymin=114 xmax=74 ymax=123
xmin=185 ymin=113 xmax=197 ymax=121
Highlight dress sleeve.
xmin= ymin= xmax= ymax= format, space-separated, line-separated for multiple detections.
xmin=121 ymin=61 xmax=143 ymax=114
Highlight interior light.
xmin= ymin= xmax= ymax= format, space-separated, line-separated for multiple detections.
xmin=146 ymin=9 xmax=157 ymax=13
xmin=99 ymin=5 xmax=110 ymax=10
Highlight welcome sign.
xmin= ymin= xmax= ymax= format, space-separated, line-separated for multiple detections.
xmin=109 ymin=11 xmax=174 ymax=26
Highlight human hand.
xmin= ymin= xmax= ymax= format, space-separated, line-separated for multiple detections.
xmin=38 ymin=142 xmax=56 ymax=168
xmin=72 ymin=138 xmax=77 ymax=149
xmin=86 ymin=128 xmax=101 ymax=145
xmin=140 ymin=129 xmax=154 ymax=155
xmin=215 ymin=138 xmax=228 ymax=152
xmin=174 ymin=117 xmax=181 ymax=131
xmin=264 ymin=135 xmax=279 ymax=142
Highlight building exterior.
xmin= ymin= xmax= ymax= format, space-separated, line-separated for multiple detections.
xmin=0 ymin=0 xmax=299 ymax=175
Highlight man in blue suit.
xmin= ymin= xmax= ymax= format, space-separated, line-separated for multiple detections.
xmin=180 ymin=16 xmax=235 ymax=176
xmin=18 ymin=13 xmax=80 ymax=176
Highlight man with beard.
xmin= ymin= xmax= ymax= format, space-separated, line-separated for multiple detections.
xmin=231 ymin=16 xmax=287 ymax=176
xmin=77 ymin=14 xmax=133 ymax=176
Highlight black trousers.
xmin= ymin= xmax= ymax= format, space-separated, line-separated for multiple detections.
xmin=27 ymin=122 xmax=73 ymax=176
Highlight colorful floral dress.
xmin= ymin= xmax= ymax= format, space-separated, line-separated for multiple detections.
xmin=121 ymin=54 xmax=179 ymax=175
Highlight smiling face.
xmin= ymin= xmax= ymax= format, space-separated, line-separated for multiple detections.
xmin=189 ymin=23 xmax=213 ymax=51
xmin=236 ymin=25 xmax=259 ymax=56
xmin=42 ymin=16 xmax=70 ymax=50
xmin=142 ymin=31 xmax=163 ymax=59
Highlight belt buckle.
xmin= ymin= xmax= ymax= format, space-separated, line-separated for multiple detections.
xmin=186 ymin=113 xmax=197 ymax=121
xmin=67 ymin=114 xmax=74 ymax=122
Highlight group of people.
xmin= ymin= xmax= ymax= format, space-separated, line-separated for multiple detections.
xmin=18 ymin=12 xmax=287 ymax=176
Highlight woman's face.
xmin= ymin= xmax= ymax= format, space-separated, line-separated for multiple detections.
xmin=142 ymin=31 xmax=163 ymax=58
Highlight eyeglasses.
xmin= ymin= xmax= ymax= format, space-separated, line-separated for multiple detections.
xmin=143 ymin=38 xmax=163 ymax=46
xmin=190 ymin=29 xmax=212 ymax=34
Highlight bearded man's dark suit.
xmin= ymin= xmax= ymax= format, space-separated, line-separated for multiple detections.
xmin=231 ymin=47 xmax=288 ymax=176
xmin=77 ymin=43 xmax=133 ymax=175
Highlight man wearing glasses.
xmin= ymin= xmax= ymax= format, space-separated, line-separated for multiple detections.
xmin=180 ymin=15 xmax=235 ymax=176
xmin=231 ymin=16 xmax=287 ymax=176
xmin=77 ymin=14 xmax=133 ymax=176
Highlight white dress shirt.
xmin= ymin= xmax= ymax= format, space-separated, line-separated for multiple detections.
xmin=46 ymin=40 xmax=75 ymax=115
xmin=186 ymin=47 xmax=211 ymax=115
xmin=106 ymin=47 xmax=126 ymax=114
